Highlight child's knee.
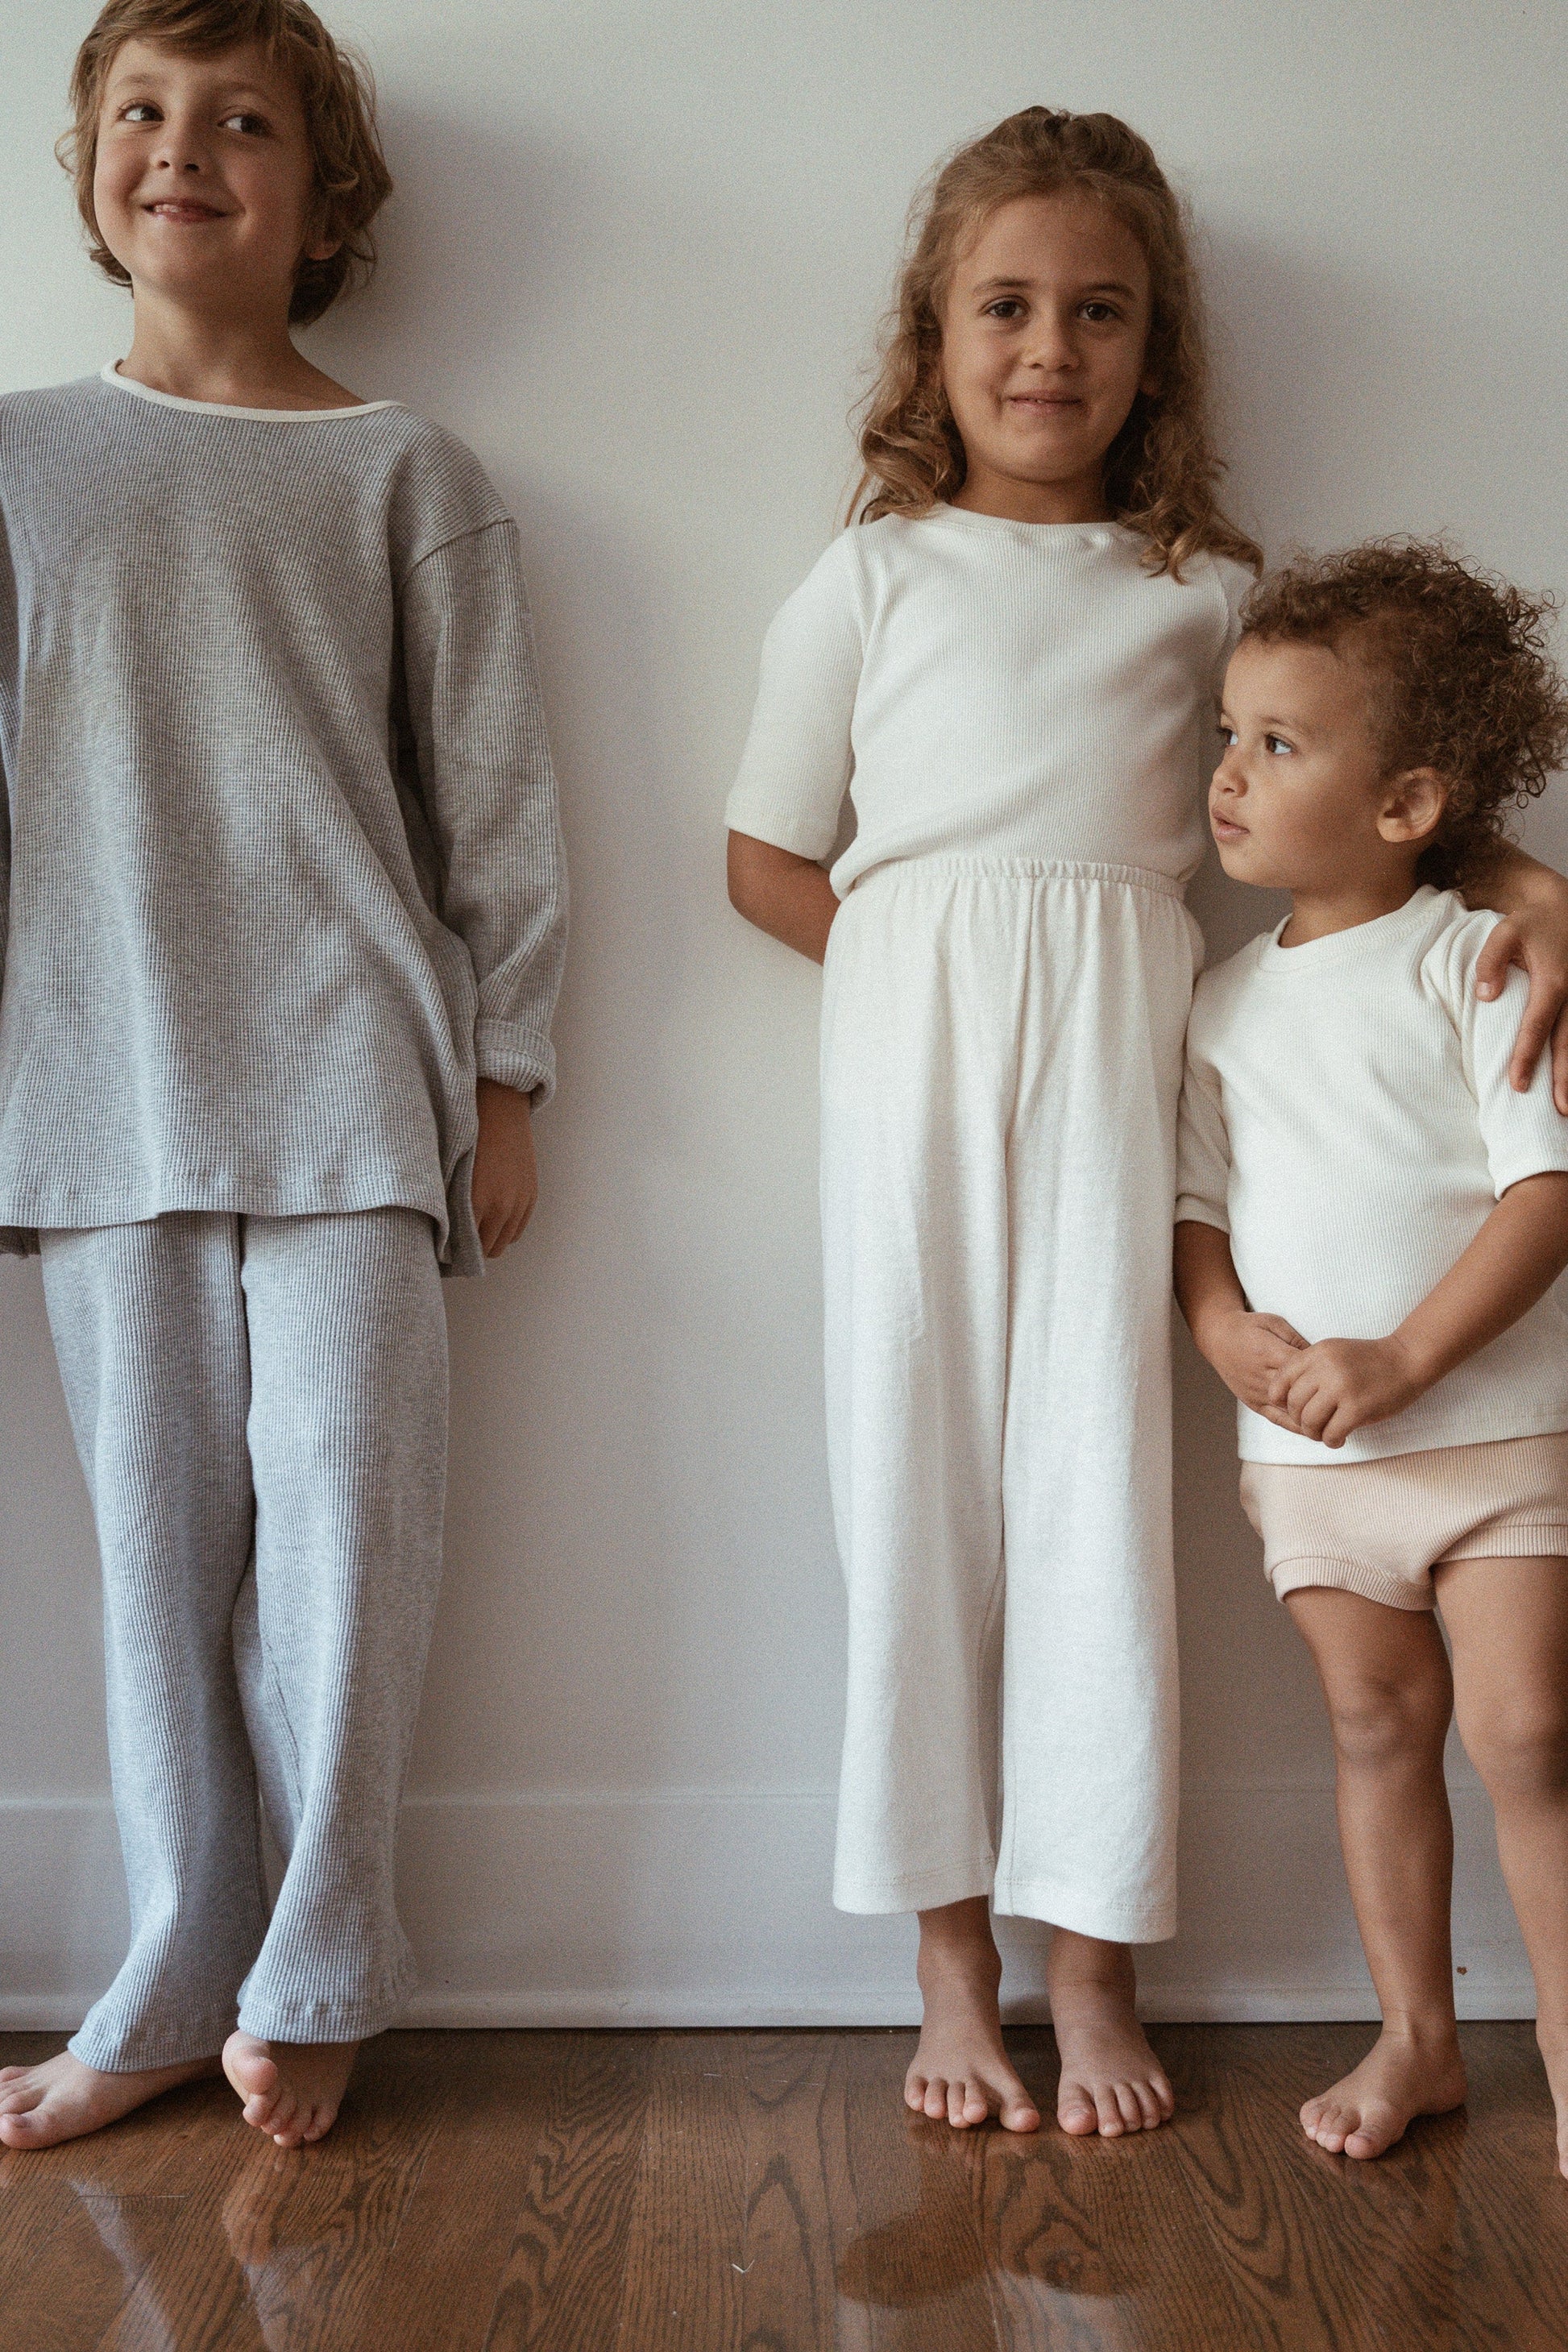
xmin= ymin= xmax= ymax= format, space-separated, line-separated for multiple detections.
xmin=1325 ymin=1669 xmax=1450 ymax=1769
xmin=1461 ymin=1699 xmax=1568 ymax=1801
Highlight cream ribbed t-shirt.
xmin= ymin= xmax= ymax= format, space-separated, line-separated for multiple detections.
xmin=1177 ymin=887 xmax=1568 ymax=1464
xmin=724 ymin=506 xmax=1253 ymax=894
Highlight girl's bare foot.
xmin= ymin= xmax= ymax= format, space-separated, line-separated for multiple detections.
xmin=1048 ymin=1930 xmax=1174 ymax=2137
xmin=0 ymin=2049 xmax=219 ymax=2148
xmin=222 ymin=2031 xmax=360 ymax=2148
xmin=1300 ymin=2026 xmax=1466 ymax=2159
xmin=906 ymin=1897 xmax=1041 ymax=2131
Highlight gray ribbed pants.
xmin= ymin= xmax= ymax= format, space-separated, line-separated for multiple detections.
xmin=39 ymin=1209 xmax=448 ymax=2072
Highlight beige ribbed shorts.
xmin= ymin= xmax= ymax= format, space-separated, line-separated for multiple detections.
xmin=1239 ymin=1432 xmax=1568 ymax=1612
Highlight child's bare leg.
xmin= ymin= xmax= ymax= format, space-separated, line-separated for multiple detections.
xmin=1440 ymin=1554 xmax=1568 ymax=2178
xmin=1047 ymin=1931 xmax=1174 ymax=2136
xmin=222 ymin=2032 xmax=360 ymax=2149
xmin=1288 ymin=1588 xmax=1466 ymax=2158
xmin=0 ymin=2050 xmax=220 ymax=2148
xmin=906 ymin=1898 xmax=1040 ymax=2130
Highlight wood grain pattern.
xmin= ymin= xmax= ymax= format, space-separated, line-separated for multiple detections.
xmin=974 ymin=2026 xmax=1262 ymax=2352
xmin=4 ymin=2024 xmax=1568 ymax=2351
xmin=353 ymin=2032 xmax=567 ymax=2352
xmin=735 ymin=2031 xmax=857 ymax=2352
xmin=481 ymin=2031 xmax=656 ymax=2352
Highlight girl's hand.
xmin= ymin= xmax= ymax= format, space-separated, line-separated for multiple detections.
xmin=1469 ymin=854 xmax=1568 ymax=1109
xmin=472 ymin=1079 xmax=538 ymax=1258
xmin=1267 ymin=1334 xmax=1425 ymax=1450
xmin=1201 ymin=1306 xmax=1309 ymax=1424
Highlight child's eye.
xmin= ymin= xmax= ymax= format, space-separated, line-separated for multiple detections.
xmin=1081 ymin=301 xmax=1121 ymax=323
xmin=984 ymin=299 xmax=1026 ymax=321
xmin=220 ymin=110 xmax=270 ymax=135
xmin=1264 ymin=734 xmax=1294 ymax=756
xmin=1217 ymin=726 xmax=1238 ymax=747
xmin=121 ymin=102 xmax=161 ymax=123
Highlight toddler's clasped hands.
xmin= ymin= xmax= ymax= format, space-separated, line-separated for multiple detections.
xmin=1201 ymin=1307 xmax=1426 ymax=1449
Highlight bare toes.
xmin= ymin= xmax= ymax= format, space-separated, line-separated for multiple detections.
xmin=1058 ymin=2088 xmax=1097 ymax=2136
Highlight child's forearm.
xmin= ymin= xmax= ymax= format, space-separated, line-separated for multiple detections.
xmin=728 ymin=832 xmax=838 ymax=964
xmin=1392 ymin=1171 xmax=1568 ymax=1389
xmin=1173 ymin=1219 xmax=1247 ymax=1354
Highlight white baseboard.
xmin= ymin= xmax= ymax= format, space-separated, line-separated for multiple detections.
xmin=0 ymin=1783 xmax=1536 ymax=2031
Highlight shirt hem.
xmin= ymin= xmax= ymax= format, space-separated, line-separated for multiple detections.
xmin=1239 ymin=1411 xmax=1568 ymax=1466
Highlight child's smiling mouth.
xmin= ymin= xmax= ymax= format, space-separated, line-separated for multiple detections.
xmin=144 ymin=199 xmax=229 ymax=224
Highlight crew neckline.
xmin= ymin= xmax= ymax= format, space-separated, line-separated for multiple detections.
xmin=932 ymin=500 xmax=1132 ymax=547
xmin=1257 ymin=884 xmax=1443 ymax=972
xmin=101 ymin=361 xmax=399 ymax=423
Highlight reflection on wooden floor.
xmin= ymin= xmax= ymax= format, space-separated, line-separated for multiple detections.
xmin=2 ymin=2022 xmax=1566 ymax=2349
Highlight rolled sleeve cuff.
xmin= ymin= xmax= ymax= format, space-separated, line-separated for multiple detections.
xmin=722 ymin=799 xmax=837 ymax=865
xmin=1175 ymin=1196 xmax=1230 ymax=1232
xmin=475 ymin=1018 xmax=556 ymax=1106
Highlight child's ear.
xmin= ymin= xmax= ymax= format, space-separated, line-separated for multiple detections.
xmin=1377 ymin=766 xmax=1448 ymax=846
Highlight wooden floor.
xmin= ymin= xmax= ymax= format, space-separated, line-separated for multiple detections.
xmin=2 ymin=2023 xmax=1566 ymax=2350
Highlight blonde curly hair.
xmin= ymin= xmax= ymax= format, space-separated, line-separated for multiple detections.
xmin=850 ymin=107 xmax=1259 ymax=579
xmin=60 ymin=0 xmax=392 ymax=326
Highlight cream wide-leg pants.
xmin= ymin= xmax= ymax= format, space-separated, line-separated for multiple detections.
xmin=821 ymin=859 xmax=1198 ymax=1941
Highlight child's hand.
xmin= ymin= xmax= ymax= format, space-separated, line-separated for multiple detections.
xmin=1200 ymin=1306 xmax=1309 ymax=1425
xmin=1267 ymin=1335 xmax=1425 ymax=1449
xmin=472 ymin=1079 xmax=538 ymax=1257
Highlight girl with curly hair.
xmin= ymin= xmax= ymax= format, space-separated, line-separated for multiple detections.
xmin=726 ymin=110 xmax=1568 ymax=2137
xmin=1176 ymin=541 xmax=1568 ymax=2175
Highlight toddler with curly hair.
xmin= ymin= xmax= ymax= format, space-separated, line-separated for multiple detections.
xmin=1176 ymin=539 xmax=1568 ymax=2175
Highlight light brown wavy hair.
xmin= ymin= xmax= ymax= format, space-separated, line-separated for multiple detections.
xmin=850 ymin=107 xmax=1259 ymax=578
xmin=60 ymin=0 xmax=392 ymax=326
xmin=1241 ymin=540 xmax=1568 ymax=888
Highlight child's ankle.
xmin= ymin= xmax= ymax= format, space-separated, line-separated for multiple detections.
xmin=1377 ymin=2010 xmax=1462 ymax=2052
xmin=1047 ymin=1931 xmax=1135 ymax=1994
xmin=916 ymin=1898 xmax=1001 ymax=1979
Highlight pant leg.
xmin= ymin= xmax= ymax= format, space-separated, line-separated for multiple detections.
xmin=233 ymin=1207 xmax=447 ymax=2043
xmin=991 ymin=874 xmax=1195 ymax=1940
xmin=823 ymin=865 xmax=1021 ymax=1913
xmin=40 ymin=1215 xmax=268 ymax=2071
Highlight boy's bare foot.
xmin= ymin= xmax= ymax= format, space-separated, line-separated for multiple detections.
xmin=1300 ymin=2026 xmax=1466 ymax=2159
xmin=906 ymin=1898 xmax=1040 ymax=2131
xmin=222 ymin=2031 xmax=359 ymax=2148
xmin=1048 ymin=1931 xmax=1174 ymax=2137
xmin=1535 ymin=2031 xmax=1568 ymax=2180
xmin=0 ymin=2050 xmax=219 ymax=2148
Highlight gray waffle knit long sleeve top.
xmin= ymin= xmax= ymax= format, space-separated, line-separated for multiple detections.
xmin=0 ymin=367 xmax=566 ymax=1275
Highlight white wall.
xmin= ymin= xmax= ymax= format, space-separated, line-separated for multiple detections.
xmin=3 ymin=0 xmax=1566 ymax=2028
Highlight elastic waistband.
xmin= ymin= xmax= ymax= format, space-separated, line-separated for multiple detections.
xmin=849 ymin=856 xmax=1188 ymax=901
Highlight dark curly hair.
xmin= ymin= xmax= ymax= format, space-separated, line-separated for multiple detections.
xmin=60 ymin=0 xmax=392 ymax=326
xmin=848 ymin=107 xmax=1261 ymax=580
xmin=1240 ymin=539 xmax=1568 ymax=887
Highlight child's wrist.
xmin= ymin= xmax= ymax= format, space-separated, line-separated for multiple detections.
xmin=1386 ymin=1322 xmax=1443 ymax=1396
xmin=1192 ymin=1299 xmax=1250 ymax=1371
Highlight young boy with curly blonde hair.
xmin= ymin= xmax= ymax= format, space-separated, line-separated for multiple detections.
xmin=1176 ymin=542 xmax=1568 ymax=2175
xmin=0 ymin=0 xmax=564 ymax=2150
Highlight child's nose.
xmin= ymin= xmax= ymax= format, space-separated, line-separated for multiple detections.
xmin=152 ymin=116 xmax=209 ymax=174
xmin=1023 ymin=308 xmax=1078 ymax=370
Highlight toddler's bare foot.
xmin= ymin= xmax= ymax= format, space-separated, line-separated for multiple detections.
xmin=1300 ymin=2026 xmax=1466 ymax=2159
xmin=906 ymin=1898 xmax=1040 ymax=2132
xmin=222 ymin=2031 xmax=359 ymax=2148
xmin=1536 ymin=2029 xmax=1568 ymax=2180
xmin=1048 ymin=1931 xmax=1174 ymax=2138
xmin=0 ymin=2050 xmax=218 ymax=2148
